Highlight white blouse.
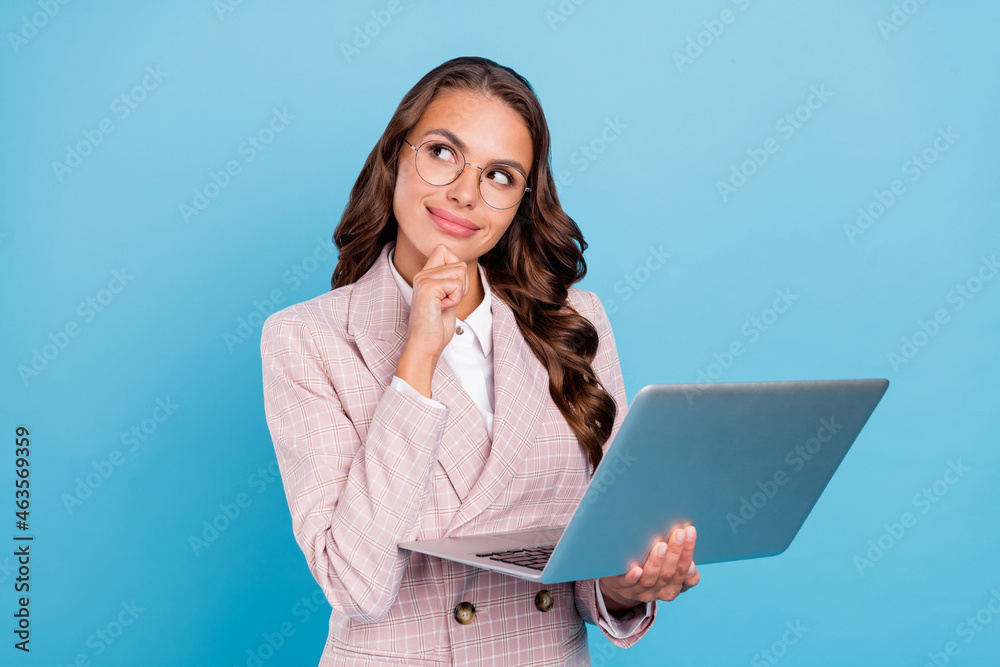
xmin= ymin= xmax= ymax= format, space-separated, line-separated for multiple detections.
xmin=386 ymin=247 xmax=652 ymax=638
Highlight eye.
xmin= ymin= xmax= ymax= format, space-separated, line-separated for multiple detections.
xmin=427 ymin=142 xmax=459 ymax=164
xmin=485 ymin=167 xmax=516 ymax=188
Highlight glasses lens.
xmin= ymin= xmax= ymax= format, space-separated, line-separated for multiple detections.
xmin=415 ymin=141 xmax=527 ymax=209
xmin=479 ymin=165 xmax=527 ymax=209
xmin=415 ymin=141 xmax=464 ymax=186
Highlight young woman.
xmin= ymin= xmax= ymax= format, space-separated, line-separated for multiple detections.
xmin=261 ymin=56 xmax=699 ymax=666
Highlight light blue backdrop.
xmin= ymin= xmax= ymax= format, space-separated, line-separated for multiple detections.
xmin=2 ymin=1 xmax=998 ymax=665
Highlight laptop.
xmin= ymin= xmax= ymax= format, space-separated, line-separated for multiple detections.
xmin=399 ymin=378 xmax=889 ymax=584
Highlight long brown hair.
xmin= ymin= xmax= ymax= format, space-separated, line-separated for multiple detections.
xmin=330 ymin=56 xmax=615 ymax=475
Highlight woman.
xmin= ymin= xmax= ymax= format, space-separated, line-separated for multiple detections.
xmin=261 ymin=56 xmax=699 ymax=666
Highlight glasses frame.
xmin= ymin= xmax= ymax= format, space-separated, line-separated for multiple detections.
xmin=403 ymin=137 xmax=532 ymax=210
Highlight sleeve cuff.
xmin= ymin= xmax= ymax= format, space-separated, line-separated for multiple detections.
xmin=594 ymin=578 xmax=653 ymax=639
xmin=391 ymin=375 xmax=445 ymax=410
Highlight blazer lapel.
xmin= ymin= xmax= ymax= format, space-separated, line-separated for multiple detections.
xmin=444 ymin=291 xmax=549 ymax=534
xmin=348 ymin=242 xmax=495 ymax=504
xmin=346 ymin=242 xmax=410 ymax=393
xmin=347 ymin=241 xmax=550 ymax=533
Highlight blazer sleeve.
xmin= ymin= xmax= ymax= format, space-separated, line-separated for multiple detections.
xmin=261 ymin=310 xmax=449 ymax=623
xmin=572 ymin=291 xmax=658 ymax=647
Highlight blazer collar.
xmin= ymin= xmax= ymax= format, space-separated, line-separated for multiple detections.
xmin=347 ymin=240 xmax=549 ymax=533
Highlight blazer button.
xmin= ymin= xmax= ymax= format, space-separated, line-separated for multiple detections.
xmin=454 ymin=601 xmax=476 ymax=625
xmin=535 ymin=589 xmax=554 ymax=612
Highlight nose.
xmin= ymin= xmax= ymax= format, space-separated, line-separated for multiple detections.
xmin=446 ymin=163 xmax=482 ymax=207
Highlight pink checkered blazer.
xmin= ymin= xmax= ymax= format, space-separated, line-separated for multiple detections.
xmin=261 ymin=241 xmax=656 ymax=665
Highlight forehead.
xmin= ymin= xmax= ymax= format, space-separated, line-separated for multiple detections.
xmin=412 ymin=90 xmax=533 ymax=167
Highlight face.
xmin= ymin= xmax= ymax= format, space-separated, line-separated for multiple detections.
xmin=392 ymin=89 xmax=533 ymax=273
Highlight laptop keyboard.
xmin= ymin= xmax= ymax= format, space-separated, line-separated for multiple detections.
xmin=475 ymin=544 xmax=556 ymax=571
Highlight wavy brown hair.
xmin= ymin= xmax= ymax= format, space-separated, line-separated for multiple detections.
xmin=330 ymin=56 xmax=615 ymax=475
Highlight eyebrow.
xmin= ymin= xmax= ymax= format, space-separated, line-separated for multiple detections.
xmin=421 ymin=128 xmax=529 ymax=175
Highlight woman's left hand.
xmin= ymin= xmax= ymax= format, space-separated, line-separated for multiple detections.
xmin=598 ymin=525 xmax=700 ymax=612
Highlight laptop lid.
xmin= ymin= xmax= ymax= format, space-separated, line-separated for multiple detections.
xmin=540 ymin=378 xmax=889 ymax=583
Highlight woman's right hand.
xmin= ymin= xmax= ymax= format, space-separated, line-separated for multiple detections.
xmin=395 ymin=244 xmax=469 ymax=396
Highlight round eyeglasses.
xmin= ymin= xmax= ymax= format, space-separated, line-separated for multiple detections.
xmin=403 ymin=137 xmax=531 ymax=210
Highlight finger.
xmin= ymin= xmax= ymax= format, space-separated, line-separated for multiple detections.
xmin=421 ymin=249 xmax=469 ymax=304
xmin=643 ymin=528 xmax=691 ymax=602
xmin=620 ymin=563 xmax=643 ymax=587
xmin=681 ymin=563 xmax=700 ymax=592
xmin=427 ymin=249 xmax=468 ymax=292
xmin=659 ymin=527 xmax=687 ymax=578
xmin=438 ymin=275 xmax=466 ymax=310
xmin=413 ymin=269 xmax=467 ymax=310
xmin=423 ymin=244 xmax=458 ymax=269
xmin=613 ymin=544 xmax=659 ymax=594
xmin=601 ymin=562 xmax=642 ymax=601
xmin=670 ymin=525 xmax=697 ymax=582
xmin=413 ymin=274 xmax=465 ymax=310
xmin=636 ymin=531 xmax=678 ymax=590
xmin=437 ymin=243 xmax=462 ymax=265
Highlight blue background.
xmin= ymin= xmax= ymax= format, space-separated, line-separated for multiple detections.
xmin=2 ymin=1 xmax=998 ymax=665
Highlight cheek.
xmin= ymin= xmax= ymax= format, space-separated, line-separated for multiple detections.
xmin=481 ymin=217 xmax=516 ymax=251
xmin=492 ymin=215 xmax=517 ymax=240
xmin=393 ymin=171 xmax=421 ymax=220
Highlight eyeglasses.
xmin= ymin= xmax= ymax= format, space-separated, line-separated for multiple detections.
xmin=403 ymin=137 xmax=531 ymax=210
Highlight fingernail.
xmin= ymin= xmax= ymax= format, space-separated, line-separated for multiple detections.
xmin=657 ymin=542 xmax=667 ymax=558
xmin=674 ymin=530 xmax=685 ymax=545
xmin=686 ymin=526 xmax=696 ymax=542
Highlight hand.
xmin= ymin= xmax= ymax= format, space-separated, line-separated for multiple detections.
xmin=403 ymin=243 xmax=470 ymax=360
xmin=395 ymin=245 xmax=470 ymax=397
xmin=598 ymin=525 xmax=700 ymax=613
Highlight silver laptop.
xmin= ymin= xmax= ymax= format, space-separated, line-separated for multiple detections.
xmin=399 ymin=378 xmax=889 ymax=584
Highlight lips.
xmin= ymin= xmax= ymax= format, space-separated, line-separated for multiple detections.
xmin=427 ymin=206 xmax=477 ymax=231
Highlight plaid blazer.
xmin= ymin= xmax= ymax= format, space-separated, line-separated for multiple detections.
xmin=261 ymin=241 xmax=657 ymax=666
